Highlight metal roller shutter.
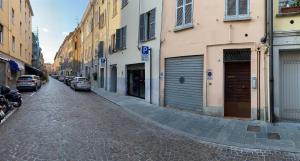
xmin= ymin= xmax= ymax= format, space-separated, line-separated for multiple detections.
xmin=280 ymin=51 xmax=300 ymax=121
xmin=165 ymin=56 xmax=203 ymax=112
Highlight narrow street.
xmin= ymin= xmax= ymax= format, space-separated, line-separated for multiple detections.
xmin=0 ymin=78 xmax=297 ymax=161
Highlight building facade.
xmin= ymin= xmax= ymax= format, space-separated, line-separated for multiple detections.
xmin=0 ymin=0 xmax=34 ymax=86
xmin=160 ymin=0 xmax=268 ymax=120
xmin=32 ymin=32 xmax=42 ymax=69
xmin=272 ymin=0 xmax=300 ymax=121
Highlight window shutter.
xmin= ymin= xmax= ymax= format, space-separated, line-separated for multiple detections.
xmin=149 ymin=9 xmax=156 ymax=39
xmin=98 ymin=41 xmax=104 ymax=58
xmin=176 ymin=0 xmax=184 ymax=26
xmin=122 ymin=27 xmax=126 ymax=49
xmin=185 ymin=0 xmax=193 ymax=24
xmin=139 ymin=14 xmax=145 ymax=41
xmin=116 ymin=29 xmax=121 ymax=50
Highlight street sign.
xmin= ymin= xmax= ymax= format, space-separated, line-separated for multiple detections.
xmin=100 ymin=58 xmax=106 ymax=66
xmin=141 ymin=46 xmax=151 ymax=61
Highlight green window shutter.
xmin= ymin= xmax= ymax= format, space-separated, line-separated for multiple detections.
xmin=116 ymin=29 xmax=121 ymax=50
xmin=139 ymin=14 xmax=145 ymax=42
xmin=149 ymin=9 xmax=156 ymax=39
xmin=122 ymin=26 xmax=126 ymax=49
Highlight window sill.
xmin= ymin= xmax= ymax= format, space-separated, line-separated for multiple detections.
xmin=223 ymin=16 xmax=252 ymax=22
xmin=174 ymin=24 xmax=193 ymax=32
xmin=141 ymin=37 xmax=156 ymax=43
xmin=277 ymin=11 xmax=300 ymax=17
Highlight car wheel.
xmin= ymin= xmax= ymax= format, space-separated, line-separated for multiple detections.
xmin=34 ymin=85 xmax=38 ymax=92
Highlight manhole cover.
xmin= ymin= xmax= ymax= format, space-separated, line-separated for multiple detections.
xmin=267 ymin=133 xmax=281 ymax=140
xmin=247 ymin=125 xmax=261 ymax=132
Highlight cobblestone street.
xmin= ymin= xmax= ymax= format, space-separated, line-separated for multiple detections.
xmin=0 ymin=79 xmax=298 ymax=161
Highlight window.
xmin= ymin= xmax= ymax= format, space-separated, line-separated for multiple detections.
xmin=0 ymin=24 xmax=3 ymax=44
xmin=122 ymin=0 xmax=128 ymax=8
xmin=116 ymin=26 xmax=126 ymax=50
xmin=98 ymin=41 xmax=104 ymax=58
xmin=95 ymin=10 xmax=99 ymax=27
xmin=140 ymin=9 xmax=156 ymax=42
xmin=113 ymin=0 xmax=117 ymax=17
xmin=20 ymin=22 xmax=22 ymax=35
xmin=12 ymin=36 xmax=15 ymax=52
xmin=20 ymin=43 xmax=22 ymax=56
xmin=99 ymin=12 xmax=106 ymax=29
xmin=20 ymin=0 xmax=22 ymax=11
xmin=12 ymin=8 xmax=15 ymax=24
xmin=279 ymin=0 xmax=300 ymax=13
xmin=225 ymin=0 xmax=250 ymax=19
xmin=0 ymin=0 xmax=3 ymax=9
xmin=176 ymin=0 xmax=193 ymax=29
xmin=111 ymin=34 xmax=116 ymax=52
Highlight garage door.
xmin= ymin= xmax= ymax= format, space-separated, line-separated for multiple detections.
xmin=280 ymin=51 xmax=300 ymax=121
xmin=165 ymin=56 xmax=203 ymax=112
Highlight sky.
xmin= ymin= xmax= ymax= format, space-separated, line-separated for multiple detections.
xmin=31 ymin=0 xmax=89 ymax=63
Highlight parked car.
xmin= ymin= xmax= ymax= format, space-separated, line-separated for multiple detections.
xmin=70 ymin=77 xmax=91 ymax=91
xmin=65 ymin=76 xmax=75 ymax=86
xmin=58 ymin=76 xmax=65 ymax=82
xmin=52 ymin=75 xmax=59 ymax=79
xmin=16 ymin=75 xmax=41 ymax=91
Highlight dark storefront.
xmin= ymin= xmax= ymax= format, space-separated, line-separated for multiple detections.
xmin=127 ymin=63 xmax=145 ymax=99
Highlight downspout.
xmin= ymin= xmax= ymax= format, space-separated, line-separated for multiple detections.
xmin=269 ymin=0 xmax=275 ymax=122
xmin=159 ymin=0 xmax=164 ymax=106
xmin=105 ymin=0 xmax=109 ymax=91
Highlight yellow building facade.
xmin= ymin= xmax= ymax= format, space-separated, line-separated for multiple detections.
xmin=272 ymin=0 xmax=300 ymax=121
xmin=0 ymin=0 xmax=33 ymax=86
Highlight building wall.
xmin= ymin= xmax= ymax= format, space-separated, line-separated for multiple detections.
xmin=273 ymin=0 xmax=300 ymax=120
xmin=160 ymin=0 xmax=268 ymax=119
xmin=0 ymin=0 xmax=33 ymax=87
xmin=0 ymin=0 xmax=33 ymax=65
xmin=273 ymin=0 xmax=300 ymax=32
xmin=104 ymin=0 xmax=162 ymax=105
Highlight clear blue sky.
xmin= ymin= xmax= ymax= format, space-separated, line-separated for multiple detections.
xmin=31 ymin=0 xmax=89 ymax=63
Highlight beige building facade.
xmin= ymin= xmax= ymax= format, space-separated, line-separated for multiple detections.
xmin=0 ymin=0 xmax=33 ymax=86
xmin=160 ymin=0 xmax=268 ymax=120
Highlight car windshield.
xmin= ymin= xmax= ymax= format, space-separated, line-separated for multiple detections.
xmin=18 ymin=76 xmax=33 ymax=80
xmin=78 ymin=78 xmax=87 ymax=82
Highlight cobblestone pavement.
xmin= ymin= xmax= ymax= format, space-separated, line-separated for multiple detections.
xmin=0 ymin=79 xmax=299 ymax=161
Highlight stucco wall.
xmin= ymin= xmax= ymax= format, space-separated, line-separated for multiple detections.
xmin=106 ymin=0 xmax=162 ymax=105
xmin=273 ymin=0 xmax=300 ymax=32
xmin=160 ymin=0 xmax=267 ymax=119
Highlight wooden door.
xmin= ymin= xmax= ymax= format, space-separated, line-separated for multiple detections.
xmin=225 ymin=62 xmax=251 ymax=118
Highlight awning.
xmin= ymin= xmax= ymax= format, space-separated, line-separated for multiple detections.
xmin=9 ymin=60 xmax=20 ymax=72
xmin=0 ymin=53 xmax=25 ymax=70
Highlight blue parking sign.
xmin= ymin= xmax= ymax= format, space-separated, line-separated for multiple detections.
xmin=141 ymin=46 xmax=150 ymax=61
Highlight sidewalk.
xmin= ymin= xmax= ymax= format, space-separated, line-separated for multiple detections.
xmin=92 ymin=88 xmax=300 ymax=153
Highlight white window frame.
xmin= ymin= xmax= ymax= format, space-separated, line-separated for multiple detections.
xmin=225 ymin=0 xmax=250 ymax=20
xmin=175 ymin=0 xmax=194 ymax=30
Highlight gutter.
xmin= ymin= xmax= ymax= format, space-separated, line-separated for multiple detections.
xmin=269 ymin=0 xmax=275 ymax=122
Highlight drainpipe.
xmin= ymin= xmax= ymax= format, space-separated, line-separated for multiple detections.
xmin=269 ymin=0 xmax=275 ymax=122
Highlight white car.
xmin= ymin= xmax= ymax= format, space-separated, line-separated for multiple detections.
xmin=16 ymin=75 xmax=42 ymax=91
xmin=70 ymin=77 xmax=91 ymax=91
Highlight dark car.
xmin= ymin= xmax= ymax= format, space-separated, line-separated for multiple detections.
xmin=65 ymin=76 xmax=75 ymax=86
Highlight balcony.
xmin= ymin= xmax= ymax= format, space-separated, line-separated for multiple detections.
xmin=279 ymin=0 xmax=300 ymax=16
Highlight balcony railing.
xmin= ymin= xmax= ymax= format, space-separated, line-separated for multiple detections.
xmin=279 ymin=0 xmax=300 ymax=14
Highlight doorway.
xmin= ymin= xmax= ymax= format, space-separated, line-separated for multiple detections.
xmin=224 ymin=49 xmax=251 ymax=118
xmin=127 ymin=63 xmax=145 ymax=99
xmin=110 ymin=65 xmax=117 ymax=93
